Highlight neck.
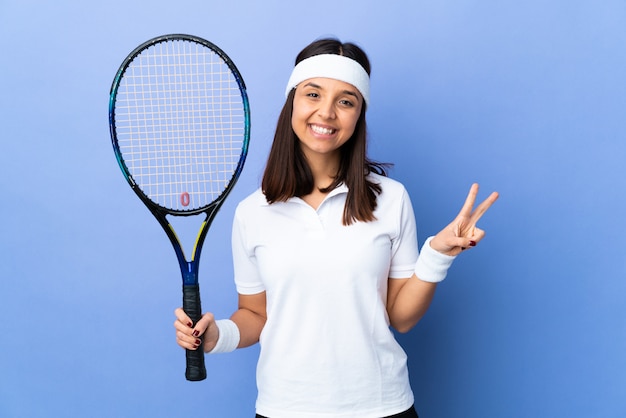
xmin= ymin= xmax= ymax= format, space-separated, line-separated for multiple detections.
xmin=305 ymin=152 xmax=340 ymax=190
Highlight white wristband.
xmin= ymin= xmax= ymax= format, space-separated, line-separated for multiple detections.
xmin=208 ymin=319 xmax=240 ymax=354
xmin=414 ymin=236 xmax=457 ymax=283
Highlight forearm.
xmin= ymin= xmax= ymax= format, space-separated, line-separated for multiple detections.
xmin=231 ymin=307 xmax=266 ymax=348
xmin=387 ymin=236 xmax=458 ymax=332
xmin=387 ymin=275 xmax=437 ymax=333
xmin=227 ymin=291 xmax=266 ymax=349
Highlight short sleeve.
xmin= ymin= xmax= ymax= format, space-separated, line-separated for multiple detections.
xmin=231 ymin=204 xmax=266 ymax=295
xmin=388 ymin=188 xmax=419 ymax=279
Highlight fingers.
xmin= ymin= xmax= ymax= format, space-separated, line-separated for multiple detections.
xmin=469 ymin=191 xmax=499 ymax=225
xmin=459 ymin=227 xmax=486 ymax=251
xmin=174 ymin=307 xmax=192 ymax=327
xmin=174 ymin=309 xmax=215 ymax=351
xmin=458 ymin=183 xmax=479 ymax=218
xmin=455 ymin=184 xmax=499 ymax=229
xmin=439 ymin=183 xmax=497 ymax=255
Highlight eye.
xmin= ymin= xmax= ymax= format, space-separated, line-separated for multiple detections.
xmin=339 ymin=98 xmax=355 ymax=108
xmin=306 ymin=92 xmax=320 ymax=98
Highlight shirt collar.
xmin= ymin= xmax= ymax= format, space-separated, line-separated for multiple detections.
xmin=260 ymin=183 xmax=349 ymax=206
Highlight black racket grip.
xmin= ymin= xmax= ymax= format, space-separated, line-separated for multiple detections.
xmin=183 ymin=284 xmax=207 ymax=381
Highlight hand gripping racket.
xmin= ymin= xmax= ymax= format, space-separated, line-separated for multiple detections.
xmin=108 ymin=34 xmax=250 ymax=381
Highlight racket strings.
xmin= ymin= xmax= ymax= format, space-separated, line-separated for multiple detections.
xmin=114 ymin=39 xmax=246 ymax=211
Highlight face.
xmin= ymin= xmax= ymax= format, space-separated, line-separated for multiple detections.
xmin=291 ymin=77 xmax=363 ymax=164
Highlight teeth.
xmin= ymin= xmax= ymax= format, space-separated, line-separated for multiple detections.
xmin=311 ymin=124 xmax=335 ymax=135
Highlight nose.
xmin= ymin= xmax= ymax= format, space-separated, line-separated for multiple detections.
xmin=317 ymin=98 xmax=336 ymax=120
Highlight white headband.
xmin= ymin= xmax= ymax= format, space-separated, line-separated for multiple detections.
xmin=285 ymin=54 xmax=370 ymax=105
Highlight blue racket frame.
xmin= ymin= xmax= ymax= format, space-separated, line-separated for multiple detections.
xmin=108 ymin=34 xmax=250 ymax=381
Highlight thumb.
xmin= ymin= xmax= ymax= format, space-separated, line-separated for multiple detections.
xmin=192 ymin=312 xmax=215 ymax=337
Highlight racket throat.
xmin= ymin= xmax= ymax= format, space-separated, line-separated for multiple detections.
xmin=181 ymin=263 xmax=200 ymax=286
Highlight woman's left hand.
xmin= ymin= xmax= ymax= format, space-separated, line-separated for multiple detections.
xmin=429 ymin=183 xmax=499 ymax=256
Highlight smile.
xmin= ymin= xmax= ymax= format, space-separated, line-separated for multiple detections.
xmin=310 ymin=124 xmax=336 ymax=135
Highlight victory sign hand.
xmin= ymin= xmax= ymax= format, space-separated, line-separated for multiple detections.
xmin=429 ymin=183 xmax=499 ymax=256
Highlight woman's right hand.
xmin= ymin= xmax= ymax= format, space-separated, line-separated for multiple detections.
xmin=173 ymin=308 xmax=219 ymax=353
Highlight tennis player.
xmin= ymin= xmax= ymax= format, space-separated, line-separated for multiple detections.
xmin=174 ymin=37 xmax=498 ymax=418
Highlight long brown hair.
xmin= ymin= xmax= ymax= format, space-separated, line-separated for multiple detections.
xmin=262 ymin=38 xmax=388 ymax=225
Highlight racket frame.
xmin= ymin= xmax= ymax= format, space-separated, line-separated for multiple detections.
xmin=108 ymin=34 xmax=250 ymax=381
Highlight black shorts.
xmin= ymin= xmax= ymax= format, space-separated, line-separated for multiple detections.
xmin=256 ymin=404 xmax=419 ymax=418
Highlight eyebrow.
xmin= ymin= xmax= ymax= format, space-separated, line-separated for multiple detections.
xmin=303 ymin=81 xmax=360 ymax=100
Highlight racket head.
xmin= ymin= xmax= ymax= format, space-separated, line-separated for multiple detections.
xmin=109 ymin=34 xmax=250 ymax=216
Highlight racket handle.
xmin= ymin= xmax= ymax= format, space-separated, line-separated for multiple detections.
xmin=183 ymin=284 xmax=207 ymax=381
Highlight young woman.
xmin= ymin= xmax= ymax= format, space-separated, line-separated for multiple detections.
xmin=174 ymin=38 xmax=499 ymax=418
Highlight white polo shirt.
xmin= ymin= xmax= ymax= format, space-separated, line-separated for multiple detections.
xmin=232 ymin=173 xmax=419 ymax=418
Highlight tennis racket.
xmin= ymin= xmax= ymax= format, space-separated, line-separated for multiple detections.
xmin=108 ymin=34 xmax=250 ymax=381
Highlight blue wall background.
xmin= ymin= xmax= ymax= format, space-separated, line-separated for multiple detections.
xmin=1 ymin=1 xmax=625 ymax=417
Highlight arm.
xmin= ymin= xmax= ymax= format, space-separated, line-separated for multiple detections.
xmin=387 ymin=184 xmax=499 ymax=333
xmin=231 ymin=292 xmax=267 ymax=348
xmin=387 ymin=275 xmax=437 ymax=333
xmin=174 ymin=291 xmax=267 ymax=353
